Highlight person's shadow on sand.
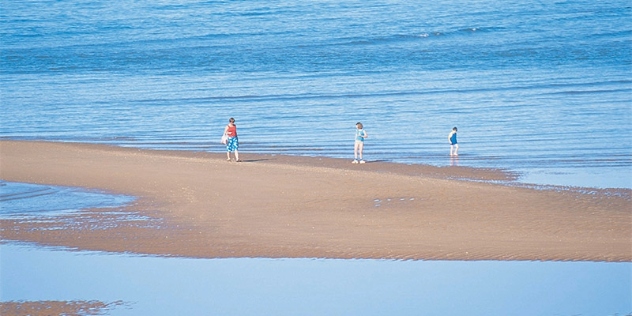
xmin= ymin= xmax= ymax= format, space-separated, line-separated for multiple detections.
xmin=238 ymin=159 xmax=272 ymax=163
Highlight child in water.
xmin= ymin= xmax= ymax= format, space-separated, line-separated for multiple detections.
xmin=448 ymin=127 xmax=458 ymax=156
xmin=353 ymin=122 xmax=367 ymax=164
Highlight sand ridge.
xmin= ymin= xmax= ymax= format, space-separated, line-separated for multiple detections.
xmin=1 ymin=140 xmax=630 ymax=261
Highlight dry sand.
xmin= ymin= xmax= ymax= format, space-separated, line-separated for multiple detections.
xmin=1 ymin=140 xmax=630 ymax=261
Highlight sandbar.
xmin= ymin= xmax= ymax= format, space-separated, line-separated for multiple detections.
xmin=1 ymin=140 xmax=630 ymax=261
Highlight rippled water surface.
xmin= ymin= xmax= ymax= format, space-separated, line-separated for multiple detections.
xmin=1 ymin=0 xmax=630 ymax=188
xmin=0 ymin=181 xmax=134 ymax=219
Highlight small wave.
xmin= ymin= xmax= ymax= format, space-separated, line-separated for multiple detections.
xmin=544 ymin=87 xmax=632 ymax=95
xmin=0 ymin=182 xmax=136 ymax=217
xmin=0 ymin=186 xmax=58 ymax=202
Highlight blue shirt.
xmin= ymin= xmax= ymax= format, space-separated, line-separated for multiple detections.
xmin=449 ymin=131 xmax=457 ymax=145
xmin=356 ymin=129 xmax=366 ymax=142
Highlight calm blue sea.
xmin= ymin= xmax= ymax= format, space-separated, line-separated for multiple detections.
xmin=1 ymin=0 xmax=631 ymax=188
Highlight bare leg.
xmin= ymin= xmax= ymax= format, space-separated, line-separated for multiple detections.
xmin=450 ymin=144 xmax=459 ymax=156
xmin=227 ymin=152 xmax=231 ymax=161
xmin=235 ymin=150 xmax=239 ymax=162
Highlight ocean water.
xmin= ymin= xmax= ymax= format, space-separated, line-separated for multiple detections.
xmin=1 ymin=0 xmax=631 ymax=188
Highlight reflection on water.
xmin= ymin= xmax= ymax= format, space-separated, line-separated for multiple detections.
xmin=450 ymin=156 xmax=459 ymax=167
xmin=1 ymin=242 xmax=630 ymax=316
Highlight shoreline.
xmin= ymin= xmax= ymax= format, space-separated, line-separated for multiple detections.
xmin=1 ymin=140 xmax=630 ymax=262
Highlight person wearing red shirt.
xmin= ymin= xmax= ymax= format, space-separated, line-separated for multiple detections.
xmin=223 ymin=117 xmax=240 ymax=162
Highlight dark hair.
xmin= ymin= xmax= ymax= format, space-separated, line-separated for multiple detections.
xmin=229 ymin=118 xmax=235 ymax=123
xmin=356 ymin=122 xmax=363 ymax=129
xmin=452 ymin=127 xmax=457 ymax=131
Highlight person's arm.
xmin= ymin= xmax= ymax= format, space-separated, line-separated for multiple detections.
xmin=363 ymin=131 xmax=368 ymax=139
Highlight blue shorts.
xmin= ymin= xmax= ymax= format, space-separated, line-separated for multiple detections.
xmin=226 ymin=137 xmax=239 ymax=152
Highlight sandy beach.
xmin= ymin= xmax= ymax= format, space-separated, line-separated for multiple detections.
xmin=1 ymin=140 xmax=630 ymax=262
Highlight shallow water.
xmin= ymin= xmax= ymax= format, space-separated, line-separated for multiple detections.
xmin=2 ymin=242 xmax=630 ymax=316
xmin=1 ymin=0 xmax=631 ymax=189
xmin=0 ymin=181 xmax=135 ymax=219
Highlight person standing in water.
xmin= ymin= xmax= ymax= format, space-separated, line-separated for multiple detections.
xmin=448 ymin=127 xmax=458 ymax=156
xmin=353 ymin=122 xmax=367 ymax=164
xmin=224 ymin=117 xmax=240 ymax=162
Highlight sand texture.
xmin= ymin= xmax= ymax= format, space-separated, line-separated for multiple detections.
xmin=1 ymin=141 xmax=630 ymax=262
xmin=0 ymin=300 xmax=124 ymax=316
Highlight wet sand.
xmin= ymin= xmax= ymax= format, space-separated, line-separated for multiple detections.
xmin=0 ymin=301 xmax=123 ymax=316
xmin=1 ymin=140 xmax=630 ymax=261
